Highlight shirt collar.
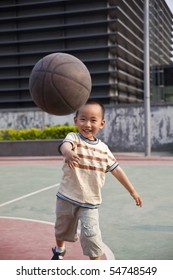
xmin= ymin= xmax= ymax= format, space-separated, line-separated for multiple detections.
xmin=77 ymin=132 xmax=99 ymax=145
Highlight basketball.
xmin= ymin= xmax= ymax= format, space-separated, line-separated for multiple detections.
xmin=29 ymin=53 xmax=92 ymax=115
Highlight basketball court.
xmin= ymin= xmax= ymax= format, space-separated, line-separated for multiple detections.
xmin=0 ymin=153 xmax=173 ymax=260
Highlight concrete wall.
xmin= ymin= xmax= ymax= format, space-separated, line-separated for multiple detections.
xmin=100 ymin=104 xmax=173 ymax=152
xmin=0 ymin=104 xmax=173 ymax=153
xmin=0 ymin=108 xmax=73 ymax=129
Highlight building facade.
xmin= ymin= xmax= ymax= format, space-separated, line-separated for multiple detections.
xmin=149 ymin=0 xmax=173 ymax=102
xmin=0 ymin=0 xmax=172 ymax=109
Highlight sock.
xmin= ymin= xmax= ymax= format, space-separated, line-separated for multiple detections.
xmin=55 ymin=245 xmax=65 ymax=253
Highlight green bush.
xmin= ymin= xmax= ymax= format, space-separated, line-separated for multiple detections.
xmin=0 ymin=125 xmax=78 ymax=141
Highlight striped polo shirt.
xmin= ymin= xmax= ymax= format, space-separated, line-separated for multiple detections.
xmin=57 ymin=132 xmax=119 ymax=208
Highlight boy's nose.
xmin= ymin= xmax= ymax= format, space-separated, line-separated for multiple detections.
xmin=85 ymin=121 xmax=91 ymax=127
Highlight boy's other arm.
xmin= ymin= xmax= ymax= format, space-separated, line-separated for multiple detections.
xmin=60 ymin=142 xmax=80 ymax=169
xmin=111 ymin=165 xmax=142 ymax=207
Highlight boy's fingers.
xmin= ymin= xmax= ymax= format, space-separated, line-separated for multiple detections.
xmin=68 ymin=162 xmax=75 ymax=169
xmin=73 ymin=157 xmax=80 ymax=163
xmin=136 ymin=198 xmax=142 ymax=207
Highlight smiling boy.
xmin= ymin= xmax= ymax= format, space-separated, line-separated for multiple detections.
xmin=52 ymin=99 xmax=142 ymax=260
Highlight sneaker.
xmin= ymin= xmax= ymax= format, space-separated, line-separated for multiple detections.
xmin=51 ymin=247 xmax=66 ymax=260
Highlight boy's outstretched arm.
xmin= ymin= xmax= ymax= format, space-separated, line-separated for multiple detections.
xmin=60 ymin=142 xmax=80 ymax=169
xmin=111 ymin=165 xmax=142 ymax=207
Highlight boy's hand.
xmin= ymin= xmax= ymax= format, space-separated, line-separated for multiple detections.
xmin=64 ymin=150 xmax=80 ymax=169
xmin=60 ymin=142 xmax=80 ymax=169
xmin=130 ymin=191 xmax=142 ymax=207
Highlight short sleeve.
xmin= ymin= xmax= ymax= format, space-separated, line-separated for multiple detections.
xmin=58 ymin=132 xmax=77 ymax=153
xmin=106 ymin=146 xmax=119 ymax=172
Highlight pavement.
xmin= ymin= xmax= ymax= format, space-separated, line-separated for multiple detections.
xmin=0 ymin=153 xmax=173 ymax=260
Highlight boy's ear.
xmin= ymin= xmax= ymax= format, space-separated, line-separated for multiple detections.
xmin=74 ymin=116 xmax=77 ymax=124
xmin=100 ymin=119 xmax=106 ymax=129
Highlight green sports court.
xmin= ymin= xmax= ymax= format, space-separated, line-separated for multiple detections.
xmin=0 ymin=154 xmax=173 ymax=260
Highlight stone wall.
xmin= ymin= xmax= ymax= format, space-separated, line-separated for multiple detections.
xmin=0 ymin=104 xmax=173 ymax=153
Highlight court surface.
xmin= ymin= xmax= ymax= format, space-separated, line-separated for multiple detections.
xmin=0 ymin=153 xmax=173 ymax=260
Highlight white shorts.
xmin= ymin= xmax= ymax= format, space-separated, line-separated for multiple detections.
xmin=55 ymin=197 xmax=104 ymax=258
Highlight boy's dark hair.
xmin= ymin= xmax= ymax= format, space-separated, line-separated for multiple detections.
xmin=75 ymin=99 xmax=105 ymax=119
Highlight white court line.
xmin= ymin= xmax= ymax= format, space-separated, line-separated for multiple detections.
xmin=0 ymin=216 xmax=115 ymax=260
xmin=0 ymin=183 xmax=59 ymax=208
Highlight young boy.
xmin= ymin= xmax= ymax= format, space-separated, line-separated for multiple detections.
xmin=52 ymin=99 xmax=142 ymax=260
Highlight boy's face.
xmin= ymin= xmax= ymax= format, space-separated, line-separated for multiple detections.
xmin=74 ymin=104 xmax=105 ymax=140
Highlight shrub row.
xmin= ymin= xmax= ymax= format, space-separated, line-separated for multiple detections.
xmin=0 ymin=125 xmax=78 ymax=141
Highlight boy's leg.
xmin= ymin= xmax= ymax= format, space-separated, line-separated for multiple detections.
xmin=79 ymin=207 xmax=104 ymax=260
xmin=52 ymin=198 xmax=79 ymax=260
xmin=55 ymin=240 xmax=66 ymax=253
xmin=57 ymin=240 xmax=65 ymax=248
xmin=54 ymin=198 xmax=78 ymax=242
